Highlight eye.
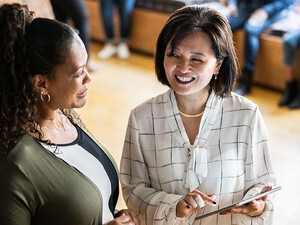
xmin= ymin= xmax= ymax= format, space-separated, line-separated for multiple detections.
xmin=191 ymin=58 xmax=203 ymax=62
xmin=167 ymin=52 xmax=178 ymax=57
xmin=74 ymin=68 xmax=85 ymax=78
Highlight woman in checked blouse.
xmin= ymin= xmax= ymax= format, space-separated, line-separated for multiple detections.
xmin=120 ymin=5 xmax=276 ymax=225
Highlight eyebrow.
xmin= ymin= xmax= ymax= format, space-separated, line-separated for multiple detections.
xmin=71 ymin=65 xmax=85 ymax=74
xmin=172 ymin=46 xmax=206 ymax=57
xmin=191 ymin=52 xmax=206 ymax=56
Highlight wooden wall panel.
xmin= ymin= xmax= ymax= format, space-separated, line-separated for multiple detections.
xmin=234 ymin=31 xmax=300 ymax=91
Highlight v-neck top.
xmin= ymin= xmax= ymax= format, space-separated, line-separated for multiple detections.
xmin=0 ymin=124 xmax=119 ymax=225
xmin=40 ymin=125 xmax=117 ymax=224
xmin=120 ymin=88 xmax=276 ymax=225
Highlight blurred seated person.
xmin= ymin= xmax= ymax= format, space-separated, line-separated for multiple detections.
xmin=50 ymin=0 xmax=98 ymax=72
xmin=279 ymin=29 xmax=300 ymax=109
xmin=97 ymin=0 xmax=135 ymax=59
xmin=226 ymin=0 xmax=294 ymax=95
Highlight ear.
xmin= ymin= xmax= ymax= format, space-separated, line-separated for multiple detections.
xmin=32 ymin=74 xmax=48 ymax=94
xmin=214 ymin=60 xmax=223 ymax=75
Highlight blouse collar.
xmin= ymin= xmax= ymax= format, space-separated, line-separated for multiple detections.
xmin=163 ymin=88 xmax=222 ymax=191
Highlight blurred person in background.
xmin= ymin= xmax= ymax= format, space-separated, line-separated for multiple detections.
xmin=97 ymin=0 xmax=135 ymax=59
xmin=278 ymin=29 xmax=300 ymax=109
xmin=50 ymin=0 xmax=98 ymax=72
xmin=226 ymin=0 xmax=294 ymax=95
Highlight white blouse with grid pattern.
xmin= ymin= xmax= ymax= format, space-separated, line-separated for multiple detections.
xmin=120 ymin=88 xmax=276 ymax=225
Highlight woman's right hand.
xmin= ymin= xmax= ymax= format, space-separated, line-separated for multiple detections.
xmin=107 ymin=209 xmax=140 ymax=225
xmin=176 ymin=189 xmax=217 ymax=218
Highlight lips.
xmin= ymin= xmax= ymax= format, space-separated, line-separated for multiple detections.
xmin=77 ymin=88 xmax=88 ymax=98
xmin=175 ymin=75 xmax=195 ymax=84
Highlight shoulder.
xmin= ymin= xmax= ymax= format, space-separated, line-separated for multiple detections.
xmin=0 ymin=135 xmax=39 ymax=197
xmin=216 ymin=92 xmax=261 ymax=126
xmin=2 ymin=135 xmax=48 ymax=180
xmin=222 ymin=92 xmax=259 ymax=112
xmin=0 ymin=136 xmax=42 ymax=222
xmin=3 ymin=134 xmax=58 ymax=181
xmin=7 ymin=135 xmax=44 ymax=163
xmin=131 ymin=89 xmax=171 ymax=118
xmin=0 ymin=156 xmax=34 ymax=189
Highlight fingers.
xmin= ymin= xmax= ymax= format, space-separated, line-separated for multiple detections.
xmin=261 ymin=186 xmax=272 ymax=193
xmin=182 ymin=190 xmax=216 ymax=212
xmin=185 ymin=193 xmax=205 ymax=209
xmin=176 ymin=199 xmax=194 ymax=217
xmin=207 ymin=194 xmax=217 ymax=206
xmin=220 ymin=205 xmax=246 ymax=215
xmin=191 ymin=189 xmax=217 ymax=207
xmin=114 ymin=210 xmax=139 ymax=225
xmin=113 ymin=213 xmax=133 ymax=224
xmin=218 ymin=186 xmax=273 ymax=217
xmin=221 ymin=187 xmax=270 ymax=217
xmin=260 ymin=186 xmax=272 ymax=202
xmin=176 ymin=190 xmax=217 ymax=218
xmin=127 ymin=209 xmax=140 ymax=225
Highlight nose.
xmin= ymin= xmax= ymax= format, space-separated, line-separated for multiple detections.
xmin=83 ymin=68 xmax=92 ymax=84
xmin=177 ymin=59 xmax=191 ymax=73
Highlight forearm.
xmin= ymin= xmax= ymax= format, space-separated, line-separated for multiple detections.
xmin=122 ymin=181 xmax=188 ymax=225
xmin=263 ymin=0 xmax=293 ymax=17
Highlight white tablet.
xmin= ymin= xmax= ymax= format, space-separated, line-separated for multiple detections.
xmin=195 ymin=186 xmax=282 ymax=220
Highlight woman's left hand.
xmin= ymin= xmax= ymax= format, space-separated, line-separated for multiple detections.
xmin=115 ymin=209 xmax=140 ymax=225
xmin=220 ymin=186 xmax=272 ymax=217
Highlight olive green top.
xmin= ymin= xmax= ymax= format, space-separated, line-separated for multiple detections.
xmin=0 ymin=117 xmax=119 ymax=225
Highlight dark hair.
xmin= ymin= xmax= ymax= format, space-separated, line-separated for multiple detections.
xmin=155 ymin=5 xmax=237 ymax=97
xmin=0 ymin=3 xmax=76 ymax=156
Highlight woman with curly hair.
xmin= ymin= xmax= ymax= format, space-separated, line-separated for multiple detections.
xmin=0 ymin=3 xmax=138 ymax=225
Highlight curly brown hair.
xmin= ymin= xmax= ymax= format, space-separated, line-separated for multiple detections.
xmin=0 ymin=4 xmax=36 ymax=156
xmin=0 ymin=3 xmax=76 ymax=157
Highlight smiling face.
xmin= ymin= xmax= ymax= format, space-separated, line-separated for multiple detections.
xmin=163 ymin=31 xmax=222 ymax=97
xmin=45 ymin=34 xmax=91 ymax=109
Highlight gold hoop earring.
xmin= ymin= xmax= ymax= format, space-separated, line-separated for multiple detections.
xmin=41 ymin=91 xmax=51 ymax=103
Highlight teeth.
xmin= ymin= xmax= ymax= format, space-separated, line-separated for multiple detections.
xmin=176 ymin=76 xmax=193 ymax=82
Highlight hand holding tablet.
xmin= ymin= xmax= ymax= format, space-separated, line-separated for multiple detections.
xmin=195 ymin=186 xmax=282 ymax=220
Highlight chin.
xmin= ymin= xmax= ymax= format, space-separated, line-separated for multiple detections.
xmin=173 ymin=88 xmax=195 ymax=96
xmin=73 ymin=99 xmax=87 ymax=109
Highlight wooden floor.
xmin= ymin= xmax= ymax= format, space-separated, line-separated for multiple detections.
xmin=78 ymin=42 xmax=300 ymax=225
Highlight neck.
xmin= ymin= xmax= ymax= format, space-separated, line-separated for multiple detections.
xmin=35 ymin=108 xmax=64 ymax=129
xmin=175 ymin=88 xmax=210 ymax=116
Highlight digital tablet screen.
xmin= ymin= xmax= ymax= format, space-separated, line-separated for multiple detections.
xmin=195 ymin=186 xmax=282 ymax=220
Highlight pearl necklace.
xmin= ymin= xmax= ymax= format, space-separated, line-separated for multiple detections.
xmin=178 ymin=109 xmax=204 ymax=118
